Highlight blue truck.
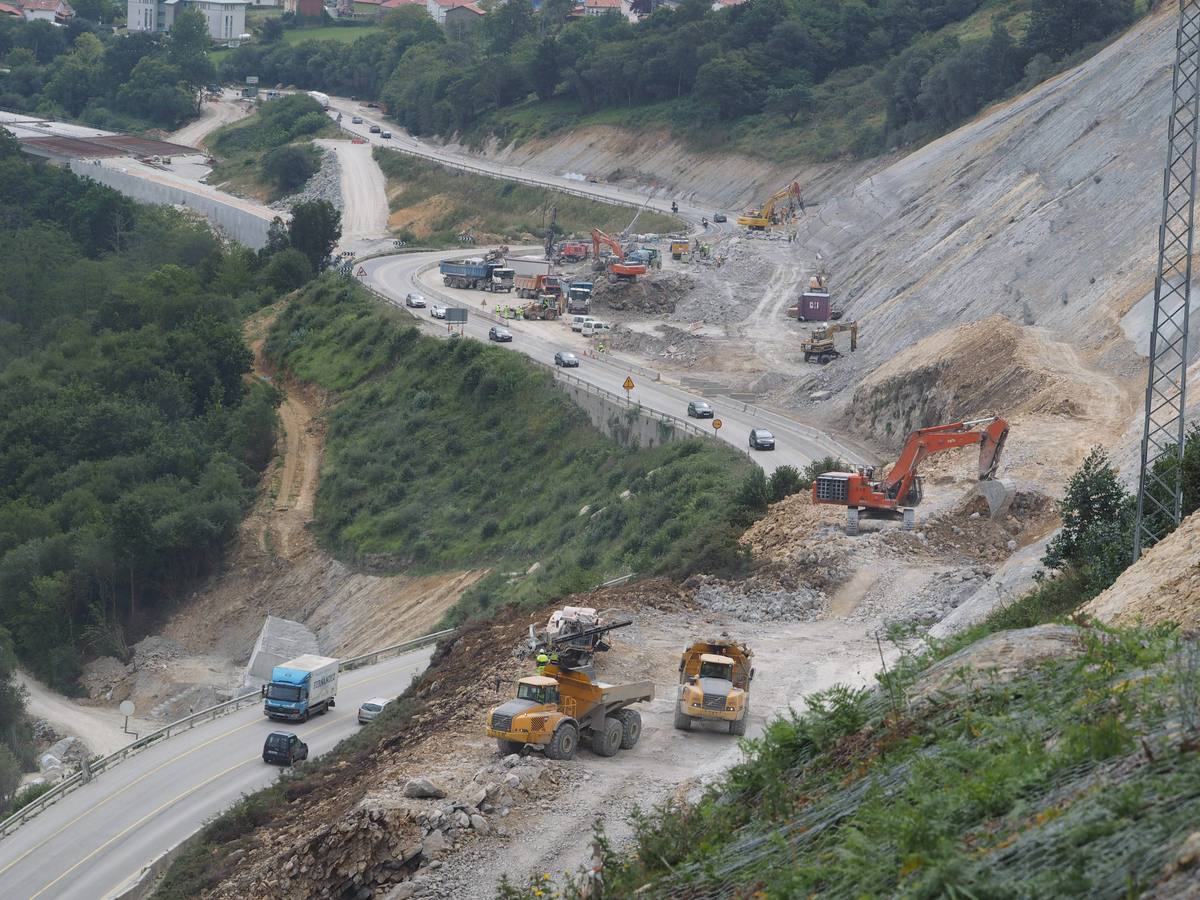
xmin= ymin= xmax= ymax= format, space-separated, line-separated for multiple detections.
xmin=439 ymin=259 xmax=515 ymax=292
xmin=262 ymin=654 xmax=339 ymax=722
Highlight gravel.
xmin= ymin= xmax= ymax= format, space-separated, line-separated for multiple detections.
xmin=269 ymin=148 xmax=343 ymax=213
xmin=694 ymin=580 xmax=828 ymax=623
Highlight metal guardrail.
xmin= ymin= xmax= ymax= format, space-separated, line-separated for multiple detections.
xmin=552 ymin=369 xmax=718 ymax=443
xmin=713 ymin=395 xmax=875 ymax=466
xmin=0 ymin=628 xmax=453 ymax=839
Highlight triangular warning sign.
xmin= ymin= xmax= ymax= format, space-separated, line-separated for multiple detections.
xmin=623 ymin=376 xmax=636 ymax=391
xmin=356 ymin=266 xmax=366 ymax=277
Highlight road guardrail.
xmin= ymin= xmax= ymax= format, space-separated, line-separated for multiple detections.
xmin=0 ymin=628 xmax=453 ymax=840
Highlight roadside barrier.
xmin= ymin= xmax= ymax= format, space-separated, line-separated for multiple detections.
xmin=0 ymin=628 xmax=453 ymax=839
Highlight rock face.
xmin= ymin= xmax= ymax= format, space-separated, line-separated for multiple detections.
xmin=403 ymin=778 xmax=447 ymax=800
xmin=910 ymin=625 xmax=1087 ymax=708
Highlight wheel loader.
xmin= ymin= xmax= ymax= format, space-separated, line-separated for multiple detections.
xmin=486 ymin=665 xmax=653 ymax=760
xmin=674 ymin=640 xmax=754 ymax=735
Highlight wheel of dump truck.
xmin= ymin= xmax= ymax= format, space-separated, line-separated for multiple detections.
xmin=614 ymin=709 xmax=642 ymax=748
xmin=729 ymin=704 xmax=749 ymax=737
xmin=591 ymin=717 xmax=623 ymax=757
xmin=673 ymin=706 xmax=692 ymax=731
xmin=545 ymin=722 xmax=579 ymax=761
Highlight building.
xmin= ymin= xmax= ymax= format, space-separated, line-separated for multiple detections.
xmin=0 ymin=2 xmax=23 ymax=16
xmin=283 ymin=0 xmax=322 ymax=14
xmin=127 ymin=0 xmax=247 ymax=39
xmin=441 ymin=0 xmax=479 ymax=28
xmin=583 ymin=0 xmax=618 ymax=15
xmin=379 ymin=0 xmax=423 ymax=10
xmin=15 ymin=0 xmax=74 ymax=21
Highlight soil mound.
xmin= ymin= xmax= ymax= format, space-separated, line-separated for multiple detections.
xmin=592 ymin=271 xmax=694 ymax=314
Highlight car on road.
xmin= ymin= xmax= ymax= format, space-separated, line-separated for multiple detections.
xmin=489 ymin=326 xmax=513 ymax=342
xmin=357 ymin=697 xmax=392 ymax=725
xmin=351 ymin=116 xmax=363 ymax=124
xmin=687 ymin=400 xmax=714 ymax=418
xmin=381 ymin=131 xmax=392 ymax=139
xmin=430 ymin=304 xmax=447 ymax=319
xmin=749 ymin=428 xmax=775 ymax=451
xmin=262 ymin=731 xmax=308 ymax=766
xmin=369 ymin=124 xmax=381 ymax=133
xmin=713 ymin=213 xmax=727 ymax=223
xmin=555 ymin=351 xmax=580 ymax=367
xmin=571 ymin=315 xmax=596 ymax=332
xmin=405 ymin=292 xmax=426 ymax=308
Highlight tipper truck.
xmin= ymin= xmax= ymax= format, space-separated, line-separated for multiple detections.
xmin=563 ymin=280 xmax=593 ymax=314
xmin=262 ymin=654 xmax=339 ymax=722
xmin=439 ymin=259 xmax=514 ymax=292
xmin=486 ymin=666 xmax=652 ymax=760
xmin=674 ymin=640 xmax=753 ymax=735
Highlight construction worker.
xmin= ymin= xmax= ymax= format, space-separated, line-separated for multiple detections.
xmin=536 ymin=652 xmax=549 ymax=675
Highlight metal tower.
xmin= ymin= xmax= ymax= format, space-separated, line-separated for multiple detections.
xmin=1135 ymin=0 xmax=1200 ymax=557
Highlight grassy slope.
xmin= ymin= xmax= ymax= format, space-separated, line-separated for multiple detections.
xmin=265 ymin=276 xmax=755 ymax=622
xmin=374 ymin=149 xmax=683 ymax=245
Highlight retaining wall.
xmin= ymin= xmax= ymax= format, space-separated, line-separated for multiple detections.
xmin=68 ymin=159 xmax=274 ymax=249
xmin=555 ymin=378 xmax=708 ymax=450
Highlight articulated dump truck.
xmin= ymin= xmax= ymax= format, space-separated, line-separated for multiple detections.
xmin=486 ymin=666 xmax=653 ymax=761
xmin=674 ymin=640 xmax=754 ymax=735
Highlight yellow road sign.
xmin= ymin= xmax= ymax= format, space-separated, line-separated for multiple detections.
xmin=622 ymin=376 xmax=636 ymax=392
xmin=713 ymin=418 xmax=722 ymax=430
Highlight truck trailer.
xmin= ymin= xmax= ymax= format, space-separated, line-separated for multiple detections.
xmin=506 ymin=256 xmax=553 ymax=279
xmin=439 ymin=259 xmax=514 ymax=292
xmin=514 ymin=274 xmax=561 ymax=299
xmin=262 ymin=654 xmax=339 ymax=722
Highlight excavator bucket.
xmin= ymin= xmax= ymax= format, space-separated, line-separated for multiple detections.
xmin=978 ymin=421 xmax=1009 ymax=481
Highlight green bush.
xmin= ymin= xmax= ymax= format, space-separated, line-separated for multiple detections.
xmin=261 ymin=144 xmax=320 ymax=193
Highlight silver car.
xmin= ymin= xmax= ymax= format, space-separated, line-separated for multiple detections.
xmin=358 ymin=697 xmax=392 ymax=724
xmin=405 ymin=293 xmax=427 ymax=308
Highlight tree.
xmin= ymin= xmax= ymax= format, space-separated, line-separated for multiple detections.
xmin=116 ymin=58 xmax=196 ymax=127
xmin=44 ymin=33 xmax=105 ymax=118
xmin=288 ymin=200 xmax=342 ymax=271
xmin=262 ymin=144 xmax=319 ymax=193
xmin=529 ymin=37 xmax=560 ymax=102
xmin=168 ymin=7 xmax=217 ymax=92
xmin=765 ymin=81 xmax=813 ymax=124
xmin=261 ymin=17 xmax=285 ymax=43
xmin=1025 ymin=0 xmax=1135 ymax=59
xmin=1042 ymin=447 xmax=1132 ymax=573
xmin=261 ymin=247 xmax=314 ymax=291
xmin=693 ymin=52 xmax=766 ymax=120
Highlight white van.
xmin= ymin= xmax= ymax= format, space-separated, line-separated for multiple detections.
xmin=581 ymin=321 xmax=611 ymax=338
xmin=571 ymin=315 xmax=596 ymax=332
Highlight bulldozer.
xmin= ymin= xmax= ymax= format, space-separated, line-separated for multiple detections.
xmin=486 ymin=665 xmax=653 ymax=760
xmin=812 ymin=416 xmax=1010 ymax=533
xmin=802 ymin=321 xmax=858 ymax=364
xmin=674 ymin=640 xmax=753 ymax=735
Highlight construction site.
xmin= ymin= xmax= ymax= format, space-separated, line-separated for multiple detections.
xmin=13 ymin=4 xmax=1200 ymax=898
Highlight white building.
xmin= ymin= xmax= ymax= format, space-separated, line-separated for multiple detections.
xmin=18 ymin=0 xmax=74 ymax=21
xmin=127 ymin=0 xmax=247 ymax=40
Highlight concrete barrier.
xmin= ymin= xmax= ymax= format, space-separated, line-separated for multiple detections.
xmin=554 ymin=372 xmax=713 ymax=450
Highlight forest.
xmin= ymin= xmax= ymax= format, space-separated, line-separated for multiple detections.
xmin=218 ymin=0 xmax=1143 ymax=159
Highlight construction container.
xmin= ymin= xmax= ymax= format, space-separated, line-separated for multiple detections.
xmin=795 ymin=289 xmax=831 ymax=321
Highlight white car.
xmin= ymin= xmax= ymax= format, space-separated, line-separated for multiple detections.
xmin=405 ymin=293 xmax=427 ymax=308
xmin=571 ymin=315 xmax=596 ymax=332
xmin=430 ymin=305 xmax=447 ymax=319
xmin=358 ymin=697 xmax=392 ymax=724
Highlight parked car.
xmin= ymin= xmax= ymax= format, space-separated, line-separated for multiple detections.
xmin=749 ymin=428 xmax=775 ymax=451
xmin=381 ymin=131 xmax=392 ymax=139
xmin=687 ymin=400 xmax=714 ymax=418
xmin=713 ymin=213 xmax=727 ymax=223
xmin=405 ymin=292 xmax=426 ymax=308
xmin=262 ymin=731 xmax=308 ymax=766
xmin=571 ymin=315 xmax=596 ymax=332
xmin=357 ymin=697 xmax=392 ymax=725
xmin=369 ymin=124 xmax=381 ymax=134
xmin=351 ymin=116 xmax=363 ymax=124
xmin=489 ymin=326 xmax=513 ymax=342
xmin=555 ymin=351 xmax=580 ymax=367
xmin=581 ymin=320 xmax=611 ymax=338
xmin=430 ymin=304 xmax=447 ymax=319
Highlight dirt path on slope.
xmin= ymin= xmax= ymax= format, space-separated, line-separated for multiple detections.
xmin=170 ymin=92 xmax=250 ymax=150
xmin=315 ymin=139 xmax=389 ymax=241
xmin=16 ymin=671 xmax=151 ymax=758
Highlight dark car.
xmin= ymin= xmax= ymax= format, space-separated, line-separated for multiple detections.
xmin=489 ymin=326 xmax=513 ymax=342
xmin=263 ymin=731 xmax=308 ymax=766
xmin=369 ymin=125 xmax=381 ymax=134
xmin=713 ymin=213 xmax=727 ymax=223
xmin=687 ymin=400 xmax=714 ymax=418
xmin=749 ymin=428 xmax=775 ymax=451
xmin=554 ymin=351 xmax=579 ymax=367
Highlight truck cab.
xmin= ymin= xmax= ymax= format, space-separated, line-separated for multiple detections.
xmin=675 ymin=641 xmax=753 ymax=735
xmin=262 ymin=654 xmax=339 ymax=722
xmin=490 ymin=267 xmax=515 ymax=292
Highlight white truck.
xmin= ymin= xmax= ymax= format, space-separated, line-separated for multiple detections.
xmin=262 ymin=654 xmax=339 ymax=722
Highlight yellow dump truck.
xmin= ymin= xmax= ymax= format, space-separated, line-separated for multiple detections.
xmin=486 ymin=667 xmax=653 ymax=760
xmin=674 ymin=640 xmax=754 ymax=735
xmin=670 ymin=240 xmax=690 ymax=260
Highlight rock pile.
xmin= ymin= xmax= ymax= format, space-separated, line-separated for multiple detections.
xmin=270 ymin=148 xmax=343 ymax=214
xmin=592 ymin=272 xmax=694 ymax=315
xmin=693 ymin=577 xmax=828 ymax=623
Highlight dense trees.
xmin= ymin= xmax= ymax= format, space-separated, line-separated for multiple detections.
xmin=0 ymin=10 xmax=214 ymax=129
xmin=0 ymin=133 xmax=290 ymax=691
xmin=218 ymin=0 xmax=1144 ymax=158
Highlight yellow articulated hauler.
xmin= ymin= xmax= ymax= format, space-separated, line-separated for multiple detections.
xmin=674 ymin=640 xmax=754 ymax=735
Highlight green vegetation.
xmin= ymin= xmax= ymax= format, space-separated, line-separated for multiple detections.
xmin=0 ymin=129 xmax=311 ymax=694
xmin=265 ymin=277 xmax=757 ymax=621
xmin=209 ymin=93 xmax=337 ymax=201
xmin=374 ymin=149 xmax=681 ymax=246
xmin=0 ymin=9 xmax=215 ymax=130
xmin=280 ymin=25 xmax=384 ymax=46
xmin=218 ymin=0 xmax=1145 ymax=163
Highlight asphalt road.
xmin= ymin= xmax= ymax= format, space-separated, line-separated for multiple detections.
xmin=363 ymin=252 xmax=865 ymax=472
xmin=0 ymin=647 xmax=433 ymax=900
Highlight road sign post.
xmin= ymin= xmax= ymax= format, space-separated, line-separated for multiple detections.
xmin=623 ymin=375 xmax=635 ymax=401
xmin=713 ymin=418 xmax=722 ymax=430
xmin=120 ymin=700 xmax=137 ymax=739
xmin=356 ymin=266 xmax=366 ymax=277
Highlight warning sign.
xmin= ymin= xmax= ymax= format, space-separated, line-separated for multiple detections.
xmin=622 ymin=376 xmax=636 ymax=392
xmin=356 ymin=266 xmax=366 ymax=277
xmin=713 ymin=419 xmax=722 ymax=430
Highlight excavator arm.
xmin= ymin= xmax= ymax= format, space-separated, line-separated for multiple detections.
xmin=882 ymin=417 xmax=1009 ymax=503
xmin=591 ymin=228 xmax=624 ymax=261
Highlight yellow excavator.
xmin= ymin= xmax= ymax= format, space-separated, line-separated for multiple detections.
xmin=737 ymin=181 xmax=802 ymax=230
xmin=802 ymin=321 xmax=858 ymax=364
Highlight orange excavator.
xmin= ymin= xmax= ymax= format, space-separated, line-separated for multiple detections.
xmin=591 ymin=229 xmax=647 ymax=280
xmin=813 ymin=416 xmax=1009 ymax=530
